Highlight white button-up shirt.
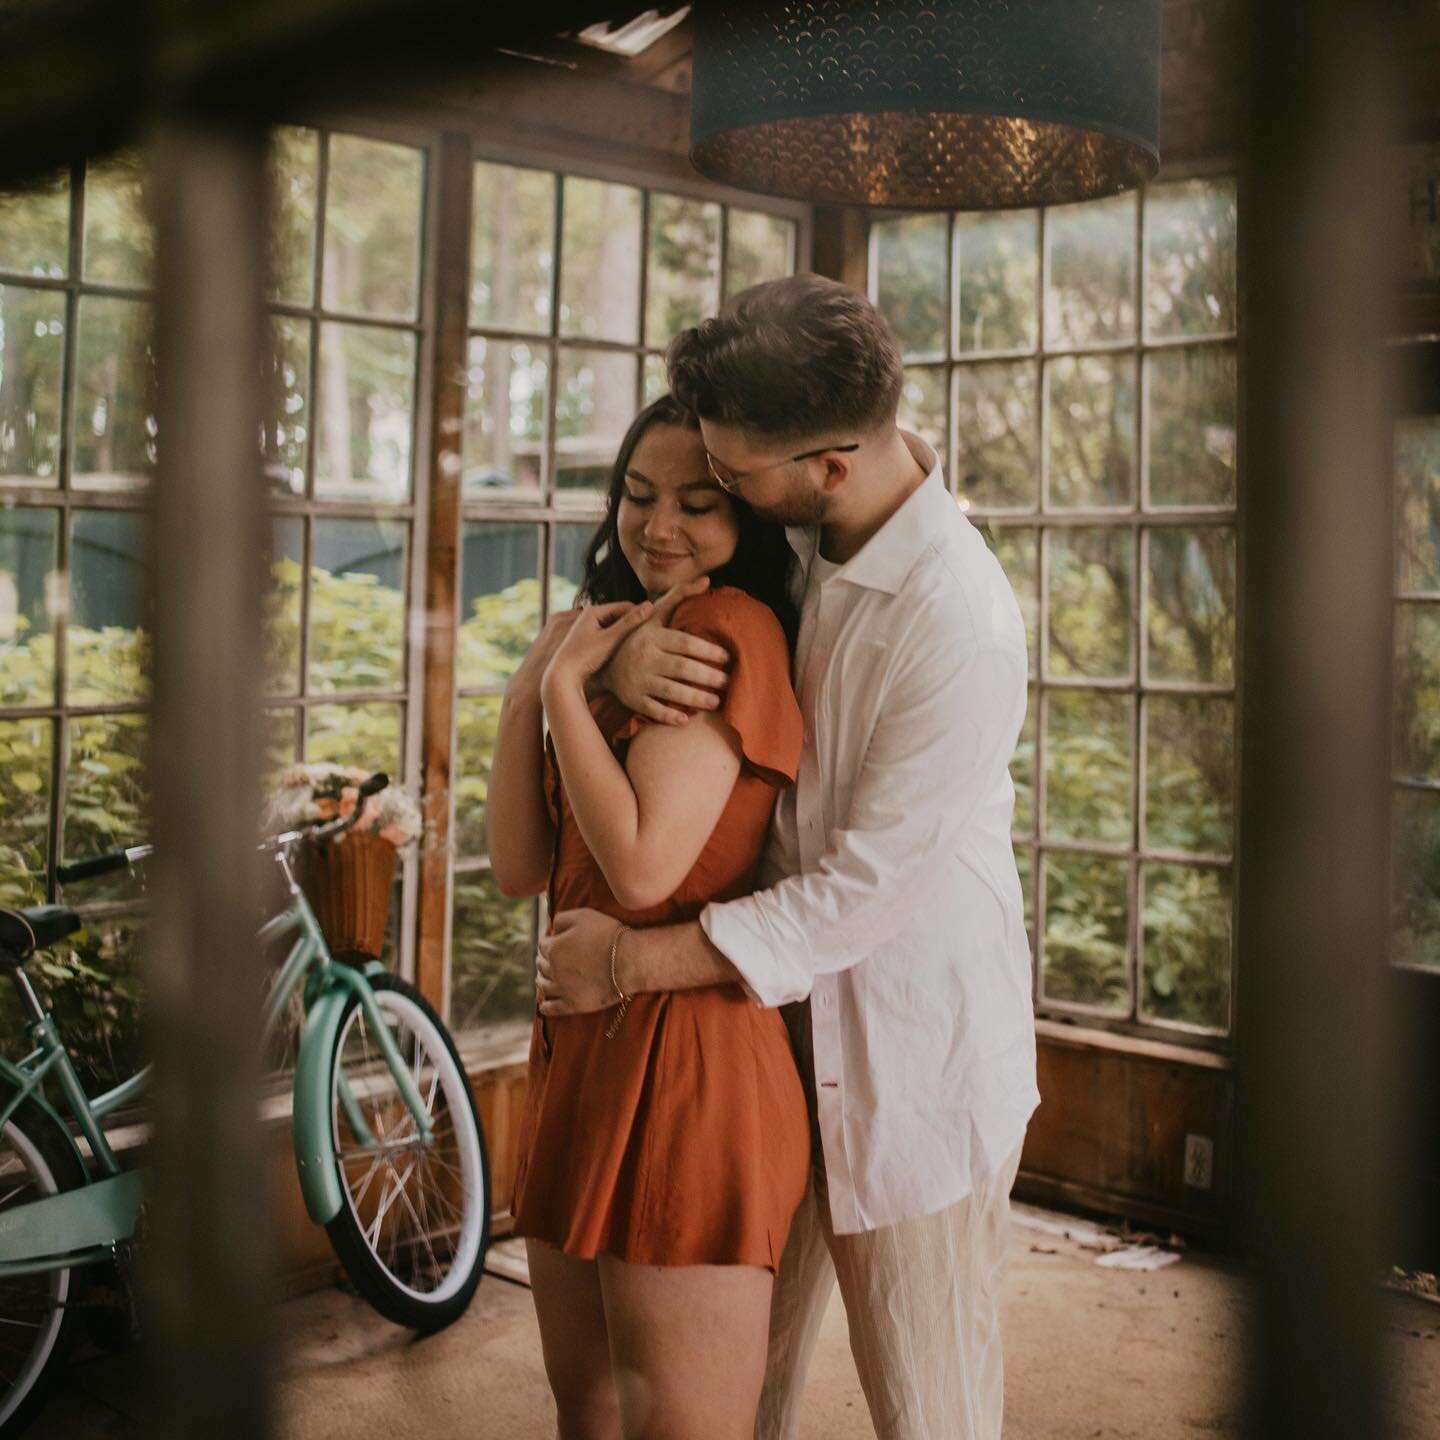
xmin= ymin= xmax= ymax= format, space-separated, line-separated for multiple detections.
xmin=701 ymin=433 xmax=1039 ymax=1235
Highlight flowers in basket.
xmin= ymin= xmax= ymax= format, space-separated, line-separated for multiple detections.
xmin=263 ymin=764 xmax=423 ymax=849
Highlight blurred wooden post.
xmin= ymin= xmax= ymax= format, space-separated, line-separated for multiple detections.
xmin=1236 ymin=4 xmax=1402 ymax=1436
xmin=146 ymin=120 xmax=272 ymax=1440
xmin=416 ymin=132 xmax=473 ymax=1015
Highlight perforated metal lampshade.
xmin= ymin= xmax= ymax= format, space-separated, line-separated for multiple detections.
xmin=689 ymin=1 xmax=1161 ymax=210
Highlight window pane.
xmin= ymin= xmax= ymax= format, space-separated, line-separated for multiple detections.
xmin=459 ymin=522 xmax=540 ymax=689
xmin=1145 ymin=695 xmax=1234 ymax=855
xmin=308 ymin=518 xmax=406 ymax=694
xmin=307 ymin=702 xmax=402 ymax=776
xmin=646 ymin=193 xmax=720 ymax=346
xmin=1146 ymin=346 xmax=1236 ymax=508
xmin=322 ymin=134 xmax=423 ymax=321
xmin=955 ymin=209 xmax=1038 ymax=354
xmin=450 ymin=872 xmax=536 ymax=1031
xmin=1012 ymin=691 xmax=1035 ymax=835
xmin=988 ymin=526 xmax=1037 ymax=667
xmin=1044 ymin=689 xmax=1132 ymax=844
xmin=266 ymin=517 xmax=303 ymax=696
xmin=1145 ymin=178 xmax=1237 ymax=340
xmin=1045 ymin=354 xmax=1136 ymax=509
xmin=1045 ymin=192 xmax=1136 ymax=348
xmin=559 ymin=178 xmax=641 ymax=343
xmin=1393 ymin=789 xmax=1440 ymax=968
xmin=268 ymin=126 xmax=318 ymax=307
xmin=899 ymin=365 xmax=946 ymax=462
xmin=463 ymin=337 xmax=545 ymax=500
xmin=1146 ymin=528 xmax=1235 ymax=685
xmin=551 ymin=522 xmax=593 ymax=612
xmin=263 ymin=315 xmax=309 ymax=497
xmin=873 ymin=213 xmax=947 ymax=357
xmin=454 ymin=696 xmax=502 ymax=858
xmin=69 ymin=510 xmax=150 ymax=705
xmin=64 ymin=711 xmax=149 ymax=904
xmin=472 ymin=161 xmax=554 ymax=333
xmin=643 ymin=354 xmax=669 ymax=407
xmin=725 ymin=209 xmax=793 ymax=298
xmin=0 ymin=506 xmax=59 ymax=706
xmin=1046 ymin=528 xmax=1133 ymax=680
xmin=1042 ymin=851 xmax=1130 ymax=1011
xmin=1141 ymin=863 xmax=1232 ymax=1029
xmin=263 ymin=707 xmax=300 ymax=791
xmin=555 ymin=347 xmax=636 ymax=495
xmin=0 ymin=172 xmax=69 ymax=279
xmin=1395 ymin=603 xmax=1440 ymax=780
xmin=0 ymin=285 xmax=64 ymax=485
xmin=1015 ymin=841 xmax=1035 ymax=944
xmin=954 ymin=360 xmax=1037 ymax=510
xmin=314 ymin=322 xmax=415 ymax=501
xmin=1395 ymin=415 xmax=1440 ymax=593
xmin=82 ymin=152 xmax=152 ymax=289
xmin=0 ymin=717 xmax=51 ymax=906
xmin=72 ymin=295 xmax=158 ymax=488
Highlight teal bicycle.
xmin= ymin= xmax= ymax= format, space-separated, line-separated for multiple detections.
xmin=0 ymin=773 xmax=490 ymax=1437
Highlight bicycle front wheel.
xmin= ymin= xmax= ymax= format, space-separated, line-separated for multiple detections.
xmin=0 ymin=1094 xmax=85 ymax=1438
xmin=321 ymin=973 xmax=489 ymax=1332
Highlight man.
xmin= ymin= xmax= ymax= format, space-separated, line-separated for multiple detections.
xmin=537 ymin=272 xmax=1038 ymax=1439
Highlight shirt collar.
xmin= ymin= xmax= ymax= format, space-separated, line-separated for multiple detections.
xmin=785 ymin=430 xmax=952 ymax=596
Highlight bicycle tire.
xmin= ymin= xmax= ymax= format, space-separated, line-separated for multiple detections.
xmin=321 ymin=973 xmax=489 ymax=1332
xmin=0 ymin=1093 xmax=86 ymax=1439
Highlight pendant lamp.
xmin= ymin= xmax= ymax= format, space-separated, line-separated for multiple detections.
xmin=689 ymin=1 xmax=1161 ymax=209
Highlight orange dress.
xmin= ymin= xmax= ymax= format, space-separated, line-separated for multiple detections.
xmin=510 ymin=588 xmax=810 ymax=1272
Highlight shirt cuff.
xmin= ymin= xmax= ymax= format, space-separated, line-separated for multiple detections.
xmin=700 ymin=897 xmax=809 ymax=1008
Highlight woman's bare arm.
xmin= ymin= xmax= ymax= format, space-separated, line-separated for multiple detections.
xmin=485 ymin=612 xmax=581 ymax=896
xmin=541 ymin=666 xmax=742 ymax=911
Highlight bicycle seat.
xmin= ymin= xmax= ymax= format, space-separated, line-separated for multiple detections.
xmin=0 ymin=905 xmax=82 ymax=966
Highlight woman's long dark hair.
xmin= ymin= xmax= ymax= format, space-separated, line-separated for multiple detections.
xmin=578 ymin=394 xmax=798 ymax=650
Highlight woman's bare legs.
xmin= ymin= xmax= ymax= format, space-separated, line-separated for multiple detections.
xmin=597 ymin=1256 xmax=774 ymax=1440
xmin=526 ymin=1240 xmax=623 ymax=1440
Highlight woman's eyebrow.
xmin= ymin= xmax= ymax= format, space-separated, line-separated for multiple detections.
xmin=624 ymin=468 xmax=721 ymax=494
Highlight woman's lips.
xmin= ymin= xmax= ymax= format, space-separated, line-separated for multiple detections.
xmin=641 ymin=547 xmax=689 ymax=567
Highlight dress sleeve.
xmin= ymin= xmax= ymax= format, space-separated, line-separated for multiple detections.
xmin=613 ymin=588 xmax=801 ymax=788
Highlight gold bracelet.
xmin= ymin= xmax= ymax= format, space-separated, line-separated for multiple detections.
xmin=604 ymin=923 xmax=633 ymax=1039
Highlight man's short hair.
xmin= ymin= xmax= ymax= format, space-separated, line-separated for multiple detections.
xmin=666 ymin=273 xmax=904 ymax=445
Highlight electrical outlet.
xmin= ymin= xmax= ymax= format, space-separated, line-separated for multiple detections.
xmin=1184 ymin=1133 xmax=1214 ymax=1190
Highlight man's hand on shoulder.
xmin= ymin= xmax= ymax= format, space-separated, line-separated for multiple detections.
xmin=593 ymin=576 xmax=731 ymax=725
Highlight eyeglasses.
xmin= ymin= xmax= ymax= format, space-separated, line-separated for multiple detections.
xmin=704 ymin=442 xmax=861 ymax=494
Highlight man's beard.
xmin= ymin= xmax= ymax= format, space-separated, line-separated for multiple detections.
xmin=748 ymin=468 xmax=828 ymax=526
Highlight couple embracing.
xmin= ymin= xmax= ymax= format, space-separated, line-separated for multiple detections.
xmin=487 ymin=273 xmax=1038 ymax=1440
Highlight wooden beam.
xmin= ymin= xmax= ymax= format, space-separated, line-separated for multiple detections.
xmin=415 ymin=132 xmax=473 ymax=1016
xmin=1235 ymin=2 xmax=1404 ymax=1435
xmin=810 ymin=205 xmax=869 ymax=292
xmin=147 ymin=119 xmax=272 ymax=1439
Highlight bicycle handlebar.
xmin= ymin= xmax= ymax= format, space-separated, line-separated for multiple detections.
xmin=56 ymin=774 xmax=391 ymax=882
xmin=55 ymin=850 xmax=131 ymax=883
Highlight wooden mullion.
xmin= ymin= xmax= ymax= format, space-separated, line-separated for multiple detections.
xmin=414 ymin=132 xmax=472 ymax=1017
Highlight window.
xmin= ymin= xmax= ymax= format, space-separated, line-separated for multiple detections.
xmin=450 ymin=156 xmax=802 ymax=1033
xmin=871 ymin=178 xmax=1239 ymax=1041
xmin=0 ymin=153 xmax=158 ymax=1082
xmin=0 ymin=127 xmax=430 ymax=1082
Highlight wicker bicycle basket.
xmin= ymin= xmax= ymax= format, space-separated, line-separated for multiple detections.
xmin=295 ymin=831 xmax=398 ymax=961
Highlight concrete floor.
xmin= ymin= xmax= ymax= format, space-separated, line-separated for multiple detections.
xmin=47 ymin=1206 xmax=1439 ymax=1439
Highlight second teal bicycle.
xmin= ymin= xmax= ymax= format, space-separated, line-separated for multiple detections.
xmin=0 ymin=773 xmax=490 ymax=1437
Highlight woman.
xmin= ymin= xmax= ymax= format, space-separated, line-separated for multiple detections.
xmin=486 ymin=395 xmax=810 ymax=1440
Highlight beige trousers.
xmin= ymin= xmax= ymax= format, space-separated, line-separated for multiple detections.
xmin=754 ymin=1140 xmax=1023 ymax=1440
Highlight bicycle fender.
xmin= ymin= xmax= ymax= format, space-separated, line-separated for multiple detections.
xmin=292 ymin=985 xmax=350 ymax=1226
xmin=0 ymin=1062 xmax=89 ymax=1180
